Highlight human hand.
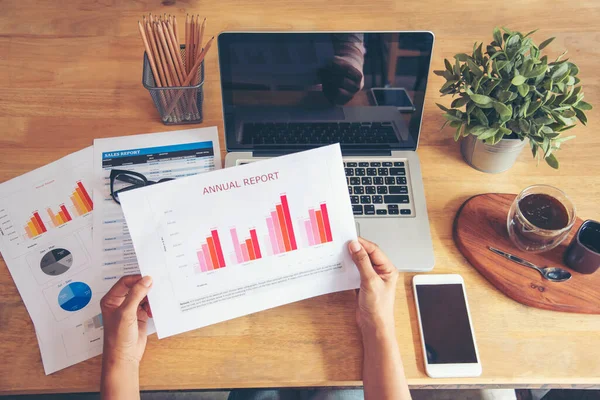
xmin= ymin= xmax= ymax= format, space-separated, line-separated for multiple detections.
xmin=319 ymin=57 xmax=363 ymax=105
xmin=100 ymin=275 xmax=153 ymax=367
xmin=348 ymin=237 xmax=399 ymax=334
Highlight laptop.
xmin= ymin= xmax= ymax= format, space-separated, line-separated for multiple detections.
xmin=218 ymin=31 xmax=435 ymax=271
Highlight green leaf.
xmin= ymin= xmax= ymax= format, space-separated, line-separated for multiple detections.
xmin=466 ymin=58 xmax=483 ymax=77
xmin=524 ymin=29 xmax=539 ymax=38
xmin=505 ymin=35 xmax=521 ymax=59
xmin=551 ymin=62 xmax=569 ymax=80
xmin=468 ymin=125 xmax=488 ymax=136
xmin=511 ymin=75 xmax=527 ymax=86
xmin=443 ymin=113 xmax=463 ymax=122
xmin=538 ymin=37 xmax=555 ymax=50
xmin=469 ymin=93 xmax=493 ymax=105
xmin=475 ymin=43 xmax=484 ymax=63
xmin=450 ymin=120 xmax=462 ymax=128
xmin=561 ymin=109 xmax=576 ymax=118
xmin=440 ymin=80 xmax=457 ymax=92
xmin=526 ymin=100 xmax=542 ymax=117
xmin=436 ymin=103 xmax=450 ymax=112
xmin=518 ymin=119 xmax=530 ymax=133
xmin=534 ymin=116 xmax=555 ymax=125
xmin=478 ymin=127 xmax=499 ymax=140
xmin=472 ymin=108 xmax=489 ymax=126
xmin=454 ymin=124 xmax=462 ymax=141
xmin=517 ymin=84 xmax=530 ymax=97
xmin=545 ymin=153 xmax=559 ymax=169
xmin=493 ymin=102 xmax=512 ymax=122
xmin=493 ymin=27 xmax=503 ymax=46
xmin=555 ymin=135 xmax=576 ymax=143
xmin=575 ymin=101 xmax=592 ymax=111
xmin=444 ymin=59 xmax=453 ymax=72
xmin=455 ymin=53 xmax=469 ymax=61
xmin=574 ymin=108 xmax=587 ymax=125
xmin=451 ymin=97 xmax=469 ymax=108
xmin=433 ymin=70 xmax=446 ymax=77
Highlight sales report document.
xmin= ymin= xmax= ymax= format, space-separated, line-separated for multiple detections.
xmin=120 ymin=144 xmax=360 ymax=338
xmin=92 ymin=127 xmax=221 ymax=284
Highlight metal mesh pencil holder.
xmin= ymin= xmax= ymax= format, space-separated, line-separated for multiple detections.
xmin=142 ymin=46 xmax=205 ymax=125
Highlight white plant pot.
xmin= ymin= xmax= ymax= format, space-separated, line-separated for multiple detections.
xmin=460 ymin=135 xmax=528 ymax=174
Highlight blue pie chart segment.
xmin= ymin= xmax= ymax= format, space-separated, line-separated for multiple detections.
xmin=58 ymin=282 xmax=92 ymax=312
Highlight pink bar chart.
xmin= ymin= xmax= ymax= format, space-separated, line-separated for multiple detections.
xmin=301 ymin=203 xmax=333 ymax=247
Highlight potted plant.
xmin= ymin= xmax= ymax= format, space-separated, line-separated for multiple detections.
xmin=435 ymin=27 xmax=592 ymax=173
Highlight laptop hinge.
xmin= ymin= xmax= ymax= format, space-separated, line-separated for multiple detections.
xmin=252 ymin=148 xmax=392 ymax=157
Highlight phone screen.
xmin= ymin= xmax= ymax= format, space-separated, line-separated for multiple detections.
xmin=416 ymin=284 xmax=478 ymax=364
xmin=372 ymin=89 xmax=414 ymax=108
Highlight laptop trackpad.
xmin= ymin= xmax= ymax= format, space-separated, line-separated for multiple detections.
xmin=290 ymin=108 xmax=345 ymax=121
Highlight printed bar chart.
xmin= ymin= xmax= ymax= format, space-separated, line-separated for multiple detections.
xmin=46 ymin=205 xmax=73 ymax=227
xmin=24 ymin=211 xmax=47 ymax=238
xmin=196 ymin=229 xmax=227 ymax=273
xmin=303 ymin=203 xmax=333 ymax=246
xmin=265 ymin=194 xmax=298 ymax=256
xmin=71 ymin=181 xmax=93 ymax=216
xmin=230 ymin=227 xmax=263 ymax=264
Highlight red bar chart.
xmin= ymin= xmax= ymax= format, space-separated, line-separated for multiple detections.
xmin=24 ymin=211 xmax=48 ymax=238
xmin=196 ymin=229 xmax=226 ymax=273
xmin=302 ymin=203 xmax=333 ymax=246
xmin=230 ymin=227 xmax=263 ymax=263
xmin=265 ymin=194 xmax=298 ymax=256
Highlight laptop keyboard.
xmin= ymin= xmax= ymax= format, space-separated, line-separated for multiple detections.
xmin=344 ymin=160 xmax=414 ymax=218
xmin=242 ymin=122 xmax=399 ymax=145
xmin=237 ymin=157 xmax=414 ymax=218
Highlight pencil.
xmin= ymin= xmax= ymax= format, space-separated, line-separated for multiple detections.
xmin=165 ymin=36 xmax=214 ymax=115
xmin=137 ymin=21 xmax=162 ymax=87
xmin=173 ymin=15 xmax=179 ymax=45
xmin=161 ymin=20 xmax=184 ymax=84
xmin=198 ymin=17 xmax=206 ymax=57
xmin=185 ymin=14 xmax=191 ymax=73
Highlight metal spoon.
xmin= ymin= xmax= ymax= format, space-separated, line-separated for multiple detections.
xmin=488 ymin=246 xmax=572 ymax=282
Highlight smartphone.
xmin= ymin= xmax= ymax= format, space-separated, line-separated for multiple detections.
xmin=413 ymin=274 xmax=482 ymax=378
xmin=370 ymin=88 xmax=416 ymax=112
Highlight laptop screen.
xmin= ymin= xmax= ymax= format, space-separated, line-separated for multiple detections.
xmin=218 ymin=32 xmax=434 ymax=153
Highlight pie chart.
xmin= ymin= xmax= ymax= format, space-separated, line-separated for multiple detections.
xmin=58 ymin=281 xmax=92 ymax=312
xmin=40 ymin=248 xmax=73 ymax=276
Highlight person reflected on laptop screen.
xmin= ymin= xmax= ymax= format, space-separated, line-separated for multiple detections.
xmin=218 ymin=32 xmax=433 ymax=151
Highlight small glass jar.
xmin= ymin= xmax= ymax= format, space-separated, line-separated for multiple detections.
xmin=507 ymin=185 xmax=576 ymax=253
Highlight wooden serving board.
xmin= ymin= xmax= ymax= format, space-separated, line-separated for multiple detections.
xmin=454 ymin=193 xmax=600 ymax=314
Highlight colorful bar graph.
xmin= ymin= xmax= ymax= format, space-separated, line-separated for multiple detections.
xmin=71 ymin=195 xmax=85 ymax=216
xmin=60 ymin=205 xmax=72 ymax=222
xmin=196 ymin=230 xmax=226 ymax=273
xmin=303 ymin=202 xmax=334 ymax=247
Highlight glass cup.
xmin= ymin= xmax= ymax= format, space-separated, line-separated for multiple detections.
xmin=507 ymin=185 xmax=576 ymax=253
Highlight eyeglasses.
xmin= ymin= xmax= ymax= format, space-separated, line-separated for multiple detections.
xmin=109 ymin=169 xmax=175 ymax=204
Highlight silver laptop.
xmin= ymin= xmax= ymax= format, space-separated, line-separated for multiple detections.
xmin=218 ymin=31 xmax=434 ymax=271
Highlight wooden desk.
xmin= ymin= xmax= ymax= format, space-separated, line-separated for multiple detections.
xmin=1 ymin=0 xmax=599 ymax=394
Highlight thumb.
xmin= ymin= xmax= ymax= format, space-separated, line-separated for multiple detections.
xmin=348 ymin=240 xmax=377 ymax=281
xmin=121 ymin=276 xmax=153 ymax=314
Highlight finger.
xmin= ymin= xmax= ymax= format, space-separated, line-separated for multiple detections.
xmin=104 ymin=274 xmax=143 ymax=299
xmin=121 ymin=276 xmax=153 ymax=314
xmin=358 ymin=237 xmax=396 ymax=275
xmin=141 ymin=297 xmax=153 ymax=318
xmin=348 ymin=240 xmax=378 ymax=281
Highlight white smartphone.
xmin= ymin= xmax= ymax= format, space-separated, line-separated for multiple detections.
xmin=369 ymin=87 xmax=416 ymax=112
xmin=413 ymin=274 xmax=482 ymax=378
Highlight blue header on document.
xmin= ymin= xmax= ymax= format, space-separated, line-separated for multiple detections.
xmin=101 ymin=141 xmax=215 ymax=168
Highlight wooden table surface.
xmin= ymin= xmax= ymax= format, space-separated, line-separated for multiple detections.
xmin=1 ymin=0 xmax=599 ymax=395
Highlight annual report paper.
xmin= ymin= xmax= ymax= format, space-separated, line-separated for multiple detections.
xmin=0 ymin=148 xmax=132 ymax=374
xmin=92 ymin=127 xmax=221 ymax=283
xmin=120 ymin=144 xmax=360 ymax=338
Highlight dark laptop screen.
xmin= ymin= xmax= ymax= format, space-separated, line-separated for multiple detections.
xmin=218 ymin=32 xmax=434 ymax=153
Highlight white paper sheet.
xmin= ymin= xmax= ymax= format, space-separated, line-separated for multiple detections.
xmin=119 ymin=144 xmax=360 ymax=338
xmin=0 ymin=148 xmax=154 ymax=375
xmin=92 ymin=127 xmax=221 ymax=284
